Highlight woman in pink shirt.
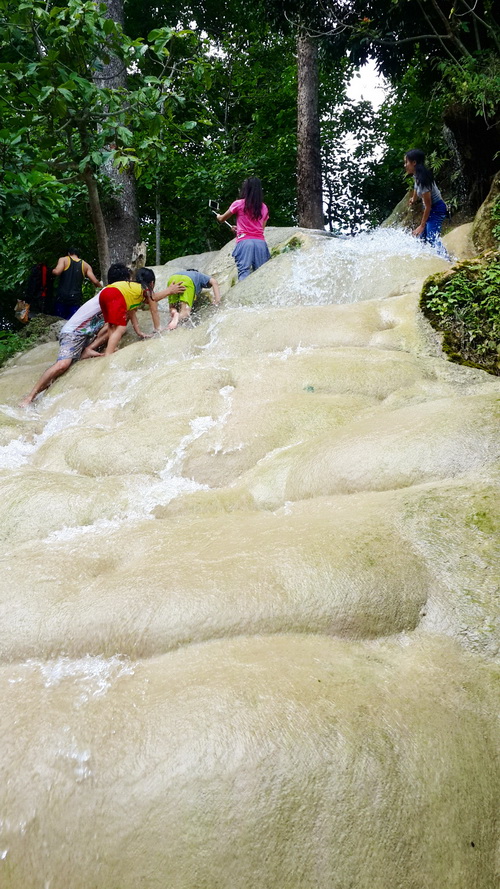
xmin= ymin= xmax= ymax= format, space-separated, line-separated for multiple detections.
xmin=216 ymin=177 xmax=270 ymax=280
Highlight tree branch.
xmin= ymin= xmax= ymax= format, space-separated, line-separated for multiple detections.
xmin=428 ymin=0 xmax=473 ymax=57
xmin=457 ymin=0 xmax=500 ymax=51
xmin=416 ymin=0 xmax=464 ymax=66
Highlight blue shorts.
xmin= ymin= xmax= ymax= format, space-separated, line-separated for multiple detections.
xmin=232 ymin=239 xmax=270 ymax=280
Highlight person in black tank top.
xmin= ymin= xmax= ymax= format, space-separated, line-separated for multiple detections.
xmin=52 ymin=247 xmax=102 ymax=319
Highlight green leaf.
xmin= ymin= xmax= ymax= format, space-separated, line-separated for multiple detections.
xmin=116 ymin=126 xmax=133 ymax=145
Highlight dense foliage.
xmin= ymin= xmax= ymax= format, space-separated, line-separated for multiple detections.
xmin=135 ymin=26 xmax=300 ymax=261
xmin=421 ymin=256 xmax=500 ymax=374
xmin=0 ymin=0 xmax=213 ymax=291
xmin=0 ymin=0 xmax=498 ymax=317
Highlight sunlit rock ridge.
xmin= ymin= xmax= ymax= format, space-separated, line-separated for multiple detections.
xmin=0 ymin=225 xmax=498 ymax=889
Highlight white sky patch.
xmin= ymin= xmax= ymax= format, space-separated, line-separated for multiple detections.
xmin=346 ymin=59 xmax=388 ymax=110
xmin=322 ymin=60 xmax=389 ymax=230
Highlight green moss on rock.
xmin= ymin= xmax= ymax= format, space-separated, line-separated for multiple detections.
xmin=472 ymin=171 xmax=500 ymax=253
xmin=420 ymin=253 xmax=500 ymax=375
xmin=270 ymin=235 xmax=303 ymax=258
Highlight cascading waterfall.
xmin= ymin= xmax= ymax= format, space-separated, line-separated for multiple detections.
xmin=0 ymin=226 xmax=498 ymax=889
xmin=442 ymin=123 xmax=469 ymax=211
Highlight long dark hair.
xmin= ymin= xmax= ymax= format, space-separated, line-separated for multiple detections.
xmin=405 ymin=149 xmax=434 ymax=190
xmin=135 ymin=267 xmax=155 ymax=296
xmin=240 ymin=177 xmax=264 ymax=220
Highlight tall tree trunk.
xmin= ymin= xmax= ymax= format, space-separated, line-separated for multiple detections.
xmin=83 ymin=166 xmax=110 ymax=280
xmin=297 ymin=31 xmax=324 ymax=229
xmin=103 ymin=165 xmax=141 ymax=267
xmin=94 ymin=0 xmax=140 ymax=268
xmin=155 ymin=192 xmax=161 ymax=265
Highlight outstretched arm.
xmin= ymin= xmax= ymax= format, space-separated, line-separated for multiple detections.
xmin=128 ymin=309 xmax=147 ymax=339
xmin=216 ymin=209 xmax=233 ymax=223
xmin=151 ymin=283 xmax=186 ymax=303
xmin=208 ymin=277 xmax=220 ymax=306
xmin=412 ymin=191 xmax=431 ymax=237
xmin=83 ymin=262 xmax=102 ymax=287
xmin=145 ymin=295 xmax=161 ymax=333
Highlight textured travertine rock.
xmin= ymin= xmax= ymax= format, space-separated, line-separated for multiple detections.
xmin=0 ymin=477 xmax=498 ymax=662
xmin=0 ymin=227 xmax=499 ymax=889
xmin=0 ymin=636 xmax=498 ymax=889
xmin=442 ymin=222 xmax=477 ymax=261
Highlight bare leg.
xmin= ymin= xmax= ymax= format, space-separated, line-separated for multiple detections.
xmin=81 ymin=325 xmax=109 ymax=358
xmin=167 ymin=306 xmax=180 ymax=330
xmin=19 ymin=359 xmax=72 ymax=407
xmin=104 ymin=324 xmax=127 ymax=355
xmin=178 ymin=303 xmax=191 ymax=323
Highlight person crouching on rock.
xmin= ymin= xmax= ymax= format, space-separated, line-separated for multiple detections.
xmin=19 ymin=262 xmax=128 ymax=407
xmin=99 ymin=267 xmax=186 ymax=355
xmin=164 ymin=269 xmax=221 ymax=330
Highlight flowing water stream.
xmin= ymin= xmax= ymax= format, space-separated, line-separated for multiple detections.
xmin=0 ymin=227 xmax=499 ymax=888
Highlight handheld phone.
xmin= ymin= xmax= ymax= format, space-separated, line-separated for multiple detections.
xmin=209 ymin=199 xmax=233 ymax=229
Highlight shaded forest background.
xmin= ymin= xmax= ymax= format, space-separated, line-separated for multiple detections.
xmin=0 ymin=0 xmax=499 ymax=308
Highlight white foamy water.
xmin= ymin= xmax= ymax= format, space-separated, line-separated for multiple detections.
xmin=41 ymin=391 xmax=236 ymax=541
xmin=0 ymin=387 xmax=133 ymax=471
xmin=262 ymin=228 xmax=450 ymax=308
xmin=9 ymin=654 xmax=135 ymax=703
xmin=0 ymin=227 xmax=451 ymax=543
xmin=0 ymin=407 xmax=84 ymax=470
xmin=44 ymin=472 xmax=206 ymax=542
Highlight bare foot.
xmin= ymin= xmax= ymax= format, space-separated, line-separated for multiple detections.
xmin=81 ymin=347 xmax=105 ymax=358
xmin=19 ymin=395 xmax=34 ymax=408
xmin=167 ymin=310 xmax=179 ymax=330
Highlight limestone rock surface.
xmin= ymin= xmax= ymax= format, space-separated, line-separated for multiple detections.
xmin=0 ymin=227 xmax=498 ymax=889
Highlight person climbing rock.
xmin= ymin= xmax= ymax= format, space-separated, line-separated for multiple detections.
xmin=19 ymin=263 xmax=127 ymax=407
xmin=99 ymin=268 xmax=186 ymax=355
xmin=216 ymin=177 xmax=270 ymax=280
xmin=162 ymin=268 xmax=220 ymax=330
xmin=52 ymin=248 xmax=102 ymax=319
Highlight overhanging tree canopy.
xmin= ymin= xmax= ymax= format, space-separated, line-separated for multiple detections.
xmin=0 ymin=0 xmax=211 ymax=280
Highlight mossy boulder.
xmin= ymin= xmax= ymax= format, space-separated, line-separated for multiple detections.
xmin=472 ymin=170 xmax=500 ymax=252
xmin=420 ymin=253 xmax=500 ymax=375
xmin=22 ymin=314 xmax=63 ymax=344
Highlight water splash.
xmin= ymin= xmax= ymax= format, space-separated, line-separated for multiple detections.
xmin=263 ymin=229 xmax=449 ymax=308
xmin=10 ymin=654 xmax=135 ymax=704
xmin=0 ymin=393 xmax=132 ymax=471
